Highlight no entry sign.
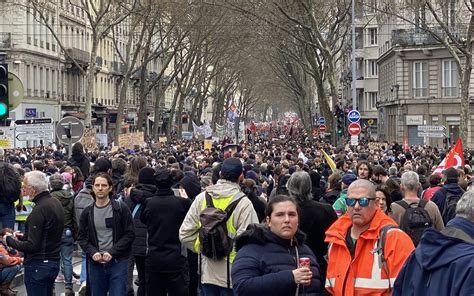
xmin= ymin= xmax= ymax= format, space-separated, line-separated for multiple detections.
xmin=348 ymin=122 xmax=361 ymax=136
xmin=319 ymin=124 xmax=326 ymax=132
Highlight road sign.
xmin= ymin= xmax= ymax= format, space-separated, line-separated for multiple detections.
xmin=56 ymin=116 xmax=85 ymax=145
xmin=417 ymin=125 xmax=446 ymax=132
xmin=347 ymin=110 xmax=361 ymax=123
xmin=318 ymin=117 xmax=326 ymax=125
xmin=367 ymin=119 xmax=374 ymax=125
xmin=319 ymin=124 xmax=326 ymax=132
xmin=351 ymin=135 xmax=359 ymax=146
xmin=8 ymin=72 xmax=24 ymax=110
xmin=417 ymin=131 xmax=446 ymax=138
xmin=348 ymin=122 xmax=362 ymax=136
xmin=0 ymin=127 xmax=13 ymax=149
xmin=14 ymin=118 xmax=54 ymax=142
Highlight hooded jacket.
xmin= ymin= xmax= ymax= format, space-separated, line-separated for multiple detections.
xmin=232 ymin=224 xmax=325 ymax=296
xmin=68 ymin=153 xmax=90 ymax=180
xmin=325 ymin=209 xmax=414 ymax=295
xmin=393 ymin=217 xmax=474 ymax=296
xmin=51 ymin=189 xmax=77 ymax=236
xmin=125 ymin=183 xmax=156 ymax=256
xmin=431 ymin=183 xmax=465 ymax=216
xmin=179 ymin=179 xmax=259 ymax=288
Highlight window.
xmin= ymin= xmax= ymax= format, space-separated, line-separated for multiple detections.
xmin=365 ymin=92 xmax=377 ymax=110
xmin=365 ymin=0 xmax=377 ymax=13
xmin=442 ymin=60 xmax=458 ymax=97
xmin=365 ymin=59 xmax=378 ymax=77
xmin=413 ymin=61 xmax=428 ymax=97
xmin=366 ymin=28 xmax=377 ymax=46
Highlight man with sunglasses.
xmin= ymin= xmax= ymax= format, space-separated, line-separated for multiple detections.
xmin=325 ymin=179 xmax=414 ymax=295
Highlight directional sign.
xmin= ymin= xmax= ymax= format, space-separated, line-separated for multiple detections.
xmin=319 ymin=124 xmax=326 ymax=132
xmin=417 ymin=125 xmax=446 ymax=132
xmin=0 ymin=127 xmax=13 ymax=149
xmin=14 ymin=118 xmax=54 ymax=142
xmin=318 ymin=117 xmax=326 ymax=125
xmin=56 ymin=116 xmax=85 ymax=145
xmin=347 ymin=110 xmax=361 ymax=123
xmin=417 ymin=131 xmax=446 ymax=138
xmin=348 ymin=122 xmax=362 ymax=136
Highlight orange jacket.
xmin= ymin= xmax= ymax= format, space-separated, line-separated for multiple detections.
xmin=324 ymin=209 xmax=414 ymax=295
xmin=0 ymin=241 xmax=23 ymax=268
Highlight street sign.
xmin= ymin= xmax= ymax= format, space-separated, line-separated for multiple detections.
xmin=367 ymin=119 xmax=374 ymax=125
xmin=417 ymin=125 xmax=446 ymax=132
xmin=347 ymin=110 xmax=361 ymax=123
xmin=318 ymin=117 xmax=326 ymax=125
xmin=417 ymin=131 xmax=446 ymax=138
xmin=351 ymin=135 xmax=359 ymax=146
xmin=8 ymin=72 xmax=24 ymax=110
xmin=348 ymin=122 xmax=362 ymax=136
xmin=14 ymin=118 xmax=54 ymax=142
xmin=319 ymin=124 xmax=326 ymax=132
xmin=56 ymin=116 xmax=85 ymax=145
xmin=0 ymin=127 xmax=13 ymax=149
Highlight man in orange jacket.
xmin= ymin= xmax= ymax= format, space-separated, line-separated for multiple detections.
xmin=325 ymin=179 xmax=414 ymax=295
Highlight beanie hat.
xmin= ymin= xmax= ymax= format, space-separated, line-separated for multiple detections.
xmin=342 ymin=173 xmax=357 ymax=186
xmin=220 ymin=157 xmax=243 ymax=181
xmin=138 ymin=167 xmax=156 ymax=185
xmin=443 ymin=167 xmax=459 ymax=183
xmin=61 ymin=172 xmax=72 ymax=184
xmin=154 ymin=167 xmax=174 ymax=189
xmin=49 ymin=173 xmax=64 ymax=190
xmin=93 ymin=158 xmax=112 ymax=173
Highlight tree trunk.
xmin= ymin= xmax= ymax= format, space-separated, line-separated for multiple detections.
xmin=460 ymin=59 xmax=471 ymax=146
xmin=84 ymin=40 xmax=98 ymax=128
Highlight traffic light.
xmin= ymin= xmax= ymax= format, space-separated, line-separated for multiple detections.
xmin=0 ymin=63 xmax=8 ymax=119
xmin=337 ymin=115 xmax=344 ymax=135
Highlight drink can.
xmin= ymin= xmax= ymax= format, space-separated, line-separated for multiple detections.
xmin=299 ymin=257 xmax=310 ymax=268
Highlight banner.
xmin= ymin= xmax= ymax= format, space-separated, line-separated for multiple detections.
xmin=204 ymin=139 xmax=213 ymax=150
xmin=96 ymin=134 xmax=108 ymax=147
xmin=118 ymin=132 xmax=144 ymax=149
xmin=433 ymin=138 xmax=464 ymax=174
xmin=192 ymin=121 xmax=212 ymax=138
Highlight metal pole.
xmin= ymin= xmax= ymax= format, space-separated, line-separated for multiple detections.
xmin=351 ymin=0 xmax=357 ymax=110
xmin=68 ymin=122 xmax=72 ymax=159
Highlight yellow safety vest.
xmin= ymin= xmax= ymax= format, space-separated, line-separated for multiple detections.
xmin=194 ymin=194 xmax=240 ymax=263
xmin=15 ymin=199 xmax=34 ymax=222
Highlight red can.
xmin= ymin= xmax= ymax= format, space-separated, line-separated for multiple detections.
xmin=299 ymin=257 xmax=310 ymax=268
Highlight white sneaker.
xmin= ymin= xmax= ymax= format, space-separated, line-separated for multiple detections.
xmin=78 ymin=282 xmax=87 ymax=296
xmin=55 ymin=274 xmax=65 ymax=283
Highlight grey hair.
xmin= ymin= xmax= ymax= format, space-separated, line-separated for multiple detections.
xmin=401 ymin=171 xmax=419 ymax=192
xmin=347 ymin=179 xmax=376 ymax=199
xmin=287 ymin=171 xmax=312 ymax=201
xmin=388 ymin=166 xmax=398 ymax=176
xmin=25 ymin=171 xmax=48 ymax=192
xmin=456 ymin=191 xmax=474 ymax=222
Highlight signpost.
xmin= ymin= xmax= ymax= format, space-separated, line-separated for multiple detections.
xmin=318 ymin=117 xmax=326 ymax=125
xmin=348 ymin=122 xmax=362 ymax=136
xmin=417 ymin=125 xmax=446 ymax=138
xmin=14 ymin=118 xmax=54 ymax=146
xmin=347 ymin=110 xmax=361 ymax=123
xmin=350 ymin=135 xmax=359 ymax=146
xmin=56 ymin=116 xmax=85 ymax=158
xmin=319 ymin=124 xmax=326 ymax=132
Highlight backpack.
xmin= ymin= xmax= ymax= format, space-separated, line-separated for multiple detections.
xmin=198 ymin=192 xmax=244 ymax=260
xmin=439 ymin=188 xmax=463 ymax=225
xmin=396 ymin=199 xmax=433 ymax=246
xmin=0 ymin=163 xmax=21 ymax=204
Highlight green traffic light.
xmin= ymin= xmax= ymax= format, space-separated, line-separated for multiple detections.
xmin=0 ymin=102 xmax=7 ymax=117
xmin=337 ymin=129 xmax=343 ymax=135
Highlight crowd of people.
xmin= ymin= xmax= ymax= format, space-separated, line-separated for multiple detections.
xmin=0 ymin=131 xmax=472 ymax=296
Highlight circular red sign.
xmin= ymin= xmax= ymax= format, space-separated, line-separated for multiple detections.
xmin=319 ymin=124 xmax=326 ymax=132
xmin=348 ymin=122 xmax=361 ymax=136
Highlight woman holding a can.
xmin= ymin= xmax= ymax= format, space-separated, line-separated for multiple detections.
xmin=231 ymin=195 xmax=325 ymax=296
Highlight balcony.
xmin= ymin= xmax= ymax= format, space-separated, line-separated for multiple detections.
xmin=110 ymin=61 xmax=126 ymax=75
xmin=65 ymin=47 xmax=90 ymax=65
xmin=0 ymin=33 xmax=11 ymax=49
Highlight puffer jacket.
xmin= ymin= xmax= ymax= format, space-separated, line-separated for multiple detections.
xmin=232 ymin=224 xmax=325 ymax=296
xmin=125 ymin=184 xmax=156 ymax=256
xmin=179 ymin=179 xmax=259 ymax=288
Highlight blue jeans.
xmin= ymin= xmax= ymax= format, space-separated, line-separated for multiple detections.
xmin=201 ymin=284 xmax=233 ymax=296
xmin=0 ymin=265 xmax=21 ymax=284
xmin=16 ymin=221 xmax=26 ymax=234
xmin=89 ymin=258 xmax=128 ymax=296
xmin=60 ymin=229 xmax=74 ymax=289
xmin=80 ymin=250 xmax=87 ymax=283
xmin=24 ymin=259 xmax=60 ymax=296
xmin=0 ymin=203 xmax=15 ymax=229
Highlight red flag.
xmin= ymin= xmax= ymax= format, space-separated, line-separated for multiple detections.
xmin=403 ymin=136 xmax=409 ymax=152
xmin=433 ymin=138 xmax=464 ymax=174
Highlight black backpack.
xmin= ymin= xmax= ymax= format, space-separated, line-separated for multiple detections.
xmin=198 ymin=192 xmax=243 ymax=260
xmin=0 ymin=163 xmax=21 ymax=204
xmin=439 ymin=188 xmax=463 ymax=225
xmin=396 ymin=200 xmax=433 ymax=246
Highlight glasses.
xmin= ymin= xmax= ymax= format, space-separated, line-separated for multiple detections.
xmin=345 ymin=197 xmax=377 ymax=207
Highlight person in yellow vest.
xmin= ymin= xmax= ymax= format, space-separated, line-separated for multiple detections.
xmin=180 ymin=157 xmax=258 ymax=296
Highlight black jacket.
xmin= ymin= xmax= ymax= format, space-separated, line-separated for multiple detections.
xmin=7 ymin=191 xmax=64 ymax=263
xmin=78 ymin=198 xmax=135 ymax=260
xmin=68 ymin=153 xmax=90 ymax=180
xmin=298 ymin=199 xmax=337 ymax=281
xmin=140 ymin=188 xmax=192 ymax=272
xmin=125 ymin=184 xmax=156 ymax=256
xmin=320 ymin=190 xmax=340 ymax=205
